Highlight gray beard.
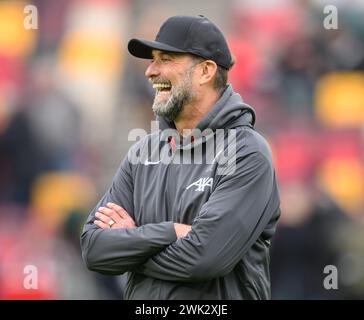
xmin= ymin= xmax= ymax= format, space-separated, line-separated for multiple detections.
xmin=152 ymin=88 xmax=193 ymax=122
xmin=152 ymin=69 xmax=195 ymax=122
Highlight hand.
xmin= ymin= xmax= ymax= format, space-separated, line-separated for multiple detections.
xmin=94 ymin=202 xmax=136 ymax=229
xmin=174 ymin=223 xmax=192 ymax=238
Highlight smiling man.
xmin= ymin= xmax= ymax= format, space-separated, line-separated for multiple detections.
xmin=81 ymin=15 xmax=281 ymax=300
xmin=147 ymin=49 xmax=227 ymax=135
xmin=149 ymin=51 xmax=198 ymax=122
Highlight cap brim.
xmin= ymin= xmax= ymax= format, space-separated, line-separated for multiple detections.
xmin=128 ymin=39 xmax=187 ymax=59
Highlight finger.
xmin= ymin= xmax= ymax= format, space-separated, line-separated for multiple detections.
xmin=94 ymin=219 xmax=109 ymax=229
xmin=95 ymin=212 xmax=115 ymax=226
xmin=107 ymin=202 xmax=131 ymax=220
xmin=98 ymin=206 xmax=122 ymax=223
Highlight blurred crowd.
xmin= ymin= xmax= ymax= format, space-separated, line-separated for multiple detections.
xmin=0 ymin=0 xmax=363 ymax=299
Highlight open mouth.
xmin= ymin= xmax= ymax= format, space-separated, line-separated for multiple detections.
xmin=153 ymin=83 xmax=172 ymax=94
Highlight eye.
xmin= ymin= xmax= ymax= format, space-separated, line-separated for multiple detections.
xmin=161 ymin=56 xmax=172 ymax=62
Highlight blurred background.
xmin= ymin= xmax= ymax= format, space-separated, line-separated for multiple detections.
xmin=0 ymin=0 xmax=363 ymax=299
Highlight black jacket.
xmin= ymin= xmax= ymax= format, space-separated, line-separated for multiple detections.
xmin=81 ymin=85 xmax=280 ymax=299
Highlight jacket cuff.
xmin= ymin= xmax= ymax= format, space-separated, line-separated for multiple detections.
xmin=162 ymin=221 xmax=178 ymax=242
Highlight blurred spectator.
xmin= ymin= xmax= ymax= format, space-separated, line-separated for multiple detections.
xmin=0 ymin=55 xmax=81 ymax=204
xmin=270 ymin=182 xmax=352 ymax=299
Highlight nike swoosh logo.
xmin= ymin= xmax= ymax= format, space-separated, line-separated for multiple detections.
xmin=144 ymin=160 xmax=161 ymax=166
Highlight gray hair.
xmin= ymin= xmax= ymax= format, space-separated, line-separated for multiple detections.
xmin=191 ymin=55 xmax=235 ymax=93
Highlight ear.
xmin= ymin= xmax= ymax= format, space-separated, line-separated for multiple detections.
xmin=199 ymin=60 xmax=218 ymax=86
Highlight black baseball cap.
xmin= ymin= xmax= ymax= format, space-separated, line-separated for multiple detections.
xmin=128 ymin=15 xmax=233 ymax=70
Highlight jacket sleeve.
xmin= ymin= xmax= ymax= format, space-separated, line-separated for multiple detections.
xmin=80 ymin=154 xmax=177 ymax=275
xmin=135 ymin=152 xmax=280 ymax=282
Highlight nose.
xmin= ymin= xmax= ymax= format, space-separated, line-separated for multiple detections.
xmin=145 ymin=60 xmax=160 ymax=78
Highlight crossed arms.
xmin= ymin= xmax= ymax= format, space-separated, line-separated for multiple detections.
xmin=80 ymin=151 xmax=279 ymax=282
xmin=93 ymin=202 xmax=191 ymax=239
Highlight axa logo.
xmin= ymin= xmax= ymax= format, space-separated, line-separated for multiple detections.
xmin=186 ymin=177 xmax=213 ymax=192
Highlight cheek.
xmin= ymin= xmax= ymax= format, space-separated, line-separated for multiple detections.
xmin=188 ymin=76 xmax=200 ymax=92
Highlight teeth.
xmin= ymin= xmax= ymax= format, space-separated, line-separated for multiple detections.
xmin=153 ymin=83 xmax=172 ymax=90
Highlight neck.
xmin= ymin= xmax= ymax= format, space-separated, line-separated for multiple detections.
xmin=174 ymin=88 xmax=221 ymax=136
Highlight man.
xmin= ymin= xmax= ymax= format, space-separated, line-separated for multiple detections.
xmin=81 ymin=15 xmax=280 ymax=299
